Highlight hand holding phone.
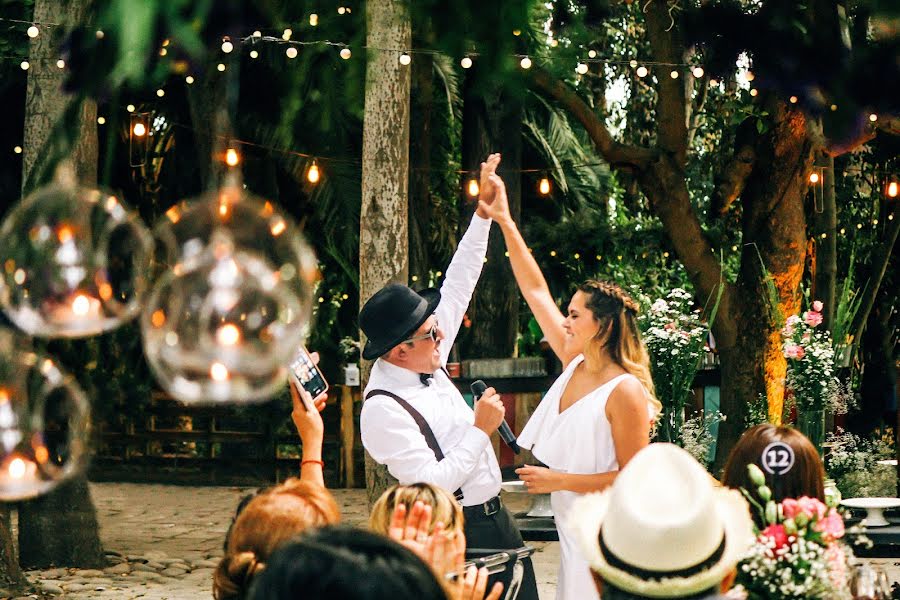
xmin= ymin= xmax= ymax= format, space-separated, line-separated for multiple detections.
xmin=289 ymin=346 xmax=329 ymax=413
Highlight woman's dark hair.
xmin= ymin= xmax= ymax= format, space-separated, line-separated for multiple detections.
xmin=721 ymin=424 xmax=825 ymax=522
xmin=247 ymin=525 xmax=450 ymax=600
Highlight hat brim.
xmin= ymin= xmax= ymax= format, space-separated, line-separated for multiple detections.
xmin=361 ymin=288 xmax=441 ymax=360
xmin=565 ymin=487 xmax=754 ymax=598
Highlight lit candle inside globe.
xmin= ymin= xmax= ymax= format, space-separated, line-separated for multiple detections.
xmin=216 ymin=324 xmax=241 ymax=346
xmin=210 ymin=362 xmax=229 ymax=381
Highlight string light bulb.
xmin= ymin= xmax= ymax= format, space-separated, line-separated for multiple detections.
xmin=338 ymin=6 xmax=346 ymax=14
xmin=133 ymin=123 xmax=147 ymax=137
xmin=217 ymin=63 xmax=226 ymax=72
xmin=185 ymin=75 xmax=194 ymax=84
xmin=670 ymin=69 xmax=679 ymax=79
xmin=461 ymin=57 xmax=473 ymax=69
xmin=307 ymin=161 xmax=320 ymax=184
xmin=97 ymin=117 xmax=106 ymax=125
xmin=538 ymin=177 xmax=551 ymax=195
xmin=869 ymin=113 xmax=878 ymax=122
xmin=709 ymin=78 xmax=718 ymax=87
xmin=809 ymin=172 xmax=820 ymax=184
xmin=749 ymin=88 xmax=758 ymax=97
xmin=340 ymin=48 xmax=351 ymax=59
xmin=789 ymin=96 xmax=798 ymax=103
xmin=250 ymin=50 xmax=259 ymax=59
xmin=225 ymin=148 xmax=240 ymax=167
xmin=692 ymin=66 xmax=704 ymax=78
xmin=576 ymin=62 xmax=588 ymax=75
xmin=156 ymin=89 xmax=165 ymax=97
xmin=286 ymin=47 xmax=298 ymax=59
xmin=887 ymin=180 xmax=898 ymax=198
xmin=588 ymin=50 xmax=597 ymax=58
xmin=520 ymin=56 xmax=532 ymax=69
xmin=13 ymin=146 xmax=22 ymax=154
xmin=27 ymin=25 xmax=39 ymax=38
xmin=745 ymin=71 xmax=755 ymax=82
xmin=126 ymin=104 xmax=135 ymax=113
xmin=56 ymin=59 xmax=65 ymax=69
xmin=399 ymin=53 xmax=411 ymax=66
xmin=636 ymin=66 xmax=648 ymax=78
xmin=20 ymin=61 xmax=29 ymax=71
xmin=629 ymin=59 xmax=638 ymax=68
xmin=309 ymin=13 xmax=319 ymax=26
xmin=221 ymin=39 xmax=234 ymax=53
xmin=467 ymin=179 xmax=479 ymax=198
xmin=283 ymin=28 xmax=292 ymax=41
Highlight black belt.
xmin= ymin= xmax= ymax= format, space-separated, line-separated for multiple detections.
xmin=462 ymin=496 xmax=503 ymax=519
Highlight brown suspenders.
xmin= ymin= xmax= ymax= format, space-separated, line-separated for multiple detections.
xmin=365 ymin=387 xmax=465 ymax=502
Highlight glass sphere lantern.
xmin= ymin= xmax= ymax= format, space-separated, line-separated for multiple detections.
xmin=142 ymin=179 xmax=318 ymax=403
xmin=0 ymin=165 xmax=153 ymax=337
xmin=0 ymin=329 xmax=90 ymax=501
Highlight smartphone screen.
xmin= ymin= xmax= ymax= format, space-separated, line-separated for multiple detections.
xmin=290 ymin=347 xmax=329 ymax=400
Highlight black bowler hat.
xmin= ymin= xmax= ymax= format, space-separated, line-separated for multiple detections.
xmin=359 ymin=284 xmax=441 ymax=360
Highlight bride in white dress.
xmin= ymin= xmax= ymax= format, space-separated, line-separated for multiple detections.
xmin=477 ymin=174 xmax=661 ymax=600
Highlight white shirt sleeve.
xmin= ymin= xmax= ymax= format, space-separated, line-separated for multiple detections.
xmin=435 ymin=213 xmax=492 ymax=364
xmin=360 ymin=396 xmax=490 ymax=493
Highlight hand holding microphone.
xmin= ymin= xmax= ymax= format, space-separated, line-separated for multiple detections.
xmin=471 ymin=380 xmax=520 ymax=454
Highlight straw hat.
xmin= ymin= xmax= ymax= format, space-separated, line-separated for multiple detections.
xmin=566 ymin=443 xmax=754 ymax=598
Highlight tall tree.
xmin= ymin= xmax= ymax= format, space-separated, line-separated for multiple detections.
xmin=360 ymin=0 xmax=412 ymax=504
xmin=17 ymin=0 xmax=106 ymax=568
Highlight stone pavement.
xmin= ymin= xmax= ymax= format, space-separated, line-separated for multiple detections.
xmin=14 ymin=482 xmax=900 ymax=599
xmin=16 ymin=483 xmax=559 ymax=600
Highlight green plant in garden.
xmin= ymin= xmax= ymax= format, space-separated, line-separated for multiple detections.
xmin=825 ymin=429 xmax=897 ymax=499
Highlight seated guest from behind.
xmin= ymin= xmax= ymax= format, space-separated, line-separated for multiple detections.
xmin=721 ymin=423 xmax=825 ymax=523
xmin=247 ymin=526 xmax=454 ymax=600
xmin=567 ymin=444 xmax=755 ymax=600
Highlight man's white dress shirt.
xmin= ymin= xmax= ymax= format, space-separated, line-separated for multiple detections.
xmin=360 ymin=213 xmax=502 ymax=506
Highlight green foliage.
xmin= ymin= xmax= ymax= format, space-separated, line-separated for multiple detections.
xmin=826 ymin=428 xmax=897 ymax=499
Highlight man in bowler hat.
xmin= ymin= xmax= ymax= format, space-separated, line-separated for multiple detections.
xmin=360 ymin=154 xmax=539 ymax=599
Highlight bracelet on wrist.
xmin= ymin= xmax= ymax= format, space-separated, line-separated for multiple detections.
xmin=301 ymin=459 xmax=324 ymax=468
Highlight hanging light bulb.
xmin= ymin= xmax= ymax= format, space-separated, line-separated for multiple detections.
xmin=576 ymin=63 xmax=588 ymax=75
xmin=186 ymin=75 xmax=195 ymax=84
xmin=56 ymin=59 xmax=65 ymax=69
xmin=143 ymin=175 xmax=318 ymax=404
xmin=789 ymin=96 xmax=798 ymax=104
xmin=588 ymin=50 xmax=597 ymax=58
xmin=283 ymin=28 xmax=293 ymax=41
xmin=809 ymin=172 xmax=820 ymax=184
xmin=286 ymin=46 xmax=298 ymax=59
xmin=133 ymin=122 xmax=146 ymax=137
xmin=670 ymin=69 xmax=679 ymax=79
xmin=307 ymin=161 xmax=320 ymax=184
xmin=887 ymin=180 xmax=898 ymax=199
xmin=636 ymin=66 xmax=648 ymax=78
xmin=0 ymin=330 xmax=90 ymax=501
xmin=520 ymin=56 xmax=532 ymax=69
xmin=0 ymin=163 xmax=153 ymax=337
xmin=467 ymin=179 xmax=479 ymax=197
xmin=126 ymin=104 xmax=135 ymax=112
xmin=221 ymin=39 xmax=234 ymax=53
xmin=460 ymin=56 xmax=473 ymax=69
xmin=250 ymin=50 xmax=259 ymax=59
xmin=538 ymin=177 xmax=551 ymax=195
xmin=399 ymin=53 xmax=411 ymax=66
xmin=340 ymin=48 xmax=352 ymax=60
xmin=309 ymin=13 xmax=319 ymax=26
xmin=27 ymin=25 xmax=39 ymax=38
xmin=20 ymin=61 xmax=29 ymax=71
xmin=692 ymin=66 xmax=704 ymax=78
xmin=225 ymin=148 xmax=240 ymax=167
xmin=217 ymin=63 xmax=226 ymax=72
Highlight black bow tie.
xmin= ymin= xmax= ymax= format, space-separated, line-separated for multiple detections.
xmin=419 ymin=372 xmax=435 ymax=386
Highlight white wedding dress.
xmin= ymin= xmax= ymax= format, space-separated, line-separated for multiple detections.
xmin=517 ymin=355 xmax=654 ymax=600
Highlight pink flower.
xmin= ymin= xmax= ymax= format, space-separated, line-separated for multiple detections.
xmin=814 ymin=510 xmax=845 ymax=542
xmin=782 ymin=324 xmax=795 ymax=337
xmin=784 ymin=344 xmax=806 ymax=360
xmin=813 ymin=300 xmax=824 ymax=312
xmin=781 ymin=498 xmax=801 ymax=519
xmin=804 ymin=311 xmax=823 ymax=327
xmin=664 ymin=322 xmax=677 ymax=330
xmin=787 ymin=315 xmax=802 ymax=327
xmin=797 ymin=496 xmax=827 ymax=520
xmin=760 ymin=524 xmax=789 ymax=550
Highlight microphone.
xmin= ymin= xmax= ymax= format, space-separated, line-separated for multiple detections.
xmin=471 ymin=380 xmax=520 ymax=454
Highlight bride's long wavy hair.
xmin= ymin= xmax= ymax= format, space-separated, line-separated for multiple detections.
xmin=577 ymin=280 xmax=661 ymax=418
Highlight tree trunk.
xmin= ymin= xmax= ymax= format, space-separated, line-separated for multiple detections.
xmin=458 ymin=71 xmax=522 ymax=359
xmin=360 ymin=0 xmax=411 ymax=506
xmin=408 ymin=52 xmax=433 ymax=283
xmin=850 ymin=203 xmax=899 ymax=349
xmin=18 ymin=0 xmax=106 ymax=570
xmin=812 ymin=154 xmax=837 ymax=328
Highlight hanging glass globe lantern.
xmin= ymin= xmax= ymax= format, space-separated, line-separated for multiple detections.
xmin=0 ymin=329 xmax=90 ymax=501
xmin=0 ymin=164 xmax=153 ymax=337
xmin=142 ymin=176 xmax=318 ymax=403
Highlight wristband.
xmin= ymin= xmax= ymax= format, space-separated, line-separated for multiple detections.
xmin=301 ymin=459 xmax=324 ymax=468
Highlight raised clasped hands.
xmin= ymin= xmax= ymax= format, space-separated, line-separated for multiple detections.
xmin=515 ymin=464 xmax=563 ymax=494
xmin=477 ymin=173 xmax=512 ymax=227
xmin=475 ymin=153 xmax=501 ymax=215
xmin=387 ymin=501 xmax=502 ymax=600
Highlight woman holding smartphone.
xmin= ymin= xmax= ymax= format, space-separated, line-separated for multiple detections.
xmin=477 ymin=175 xmax=661 ymax=600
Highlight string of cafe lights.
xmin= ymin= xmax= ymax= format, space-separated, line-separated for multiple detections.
xmin=5 ymin=17 xmax=895 ymax=202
